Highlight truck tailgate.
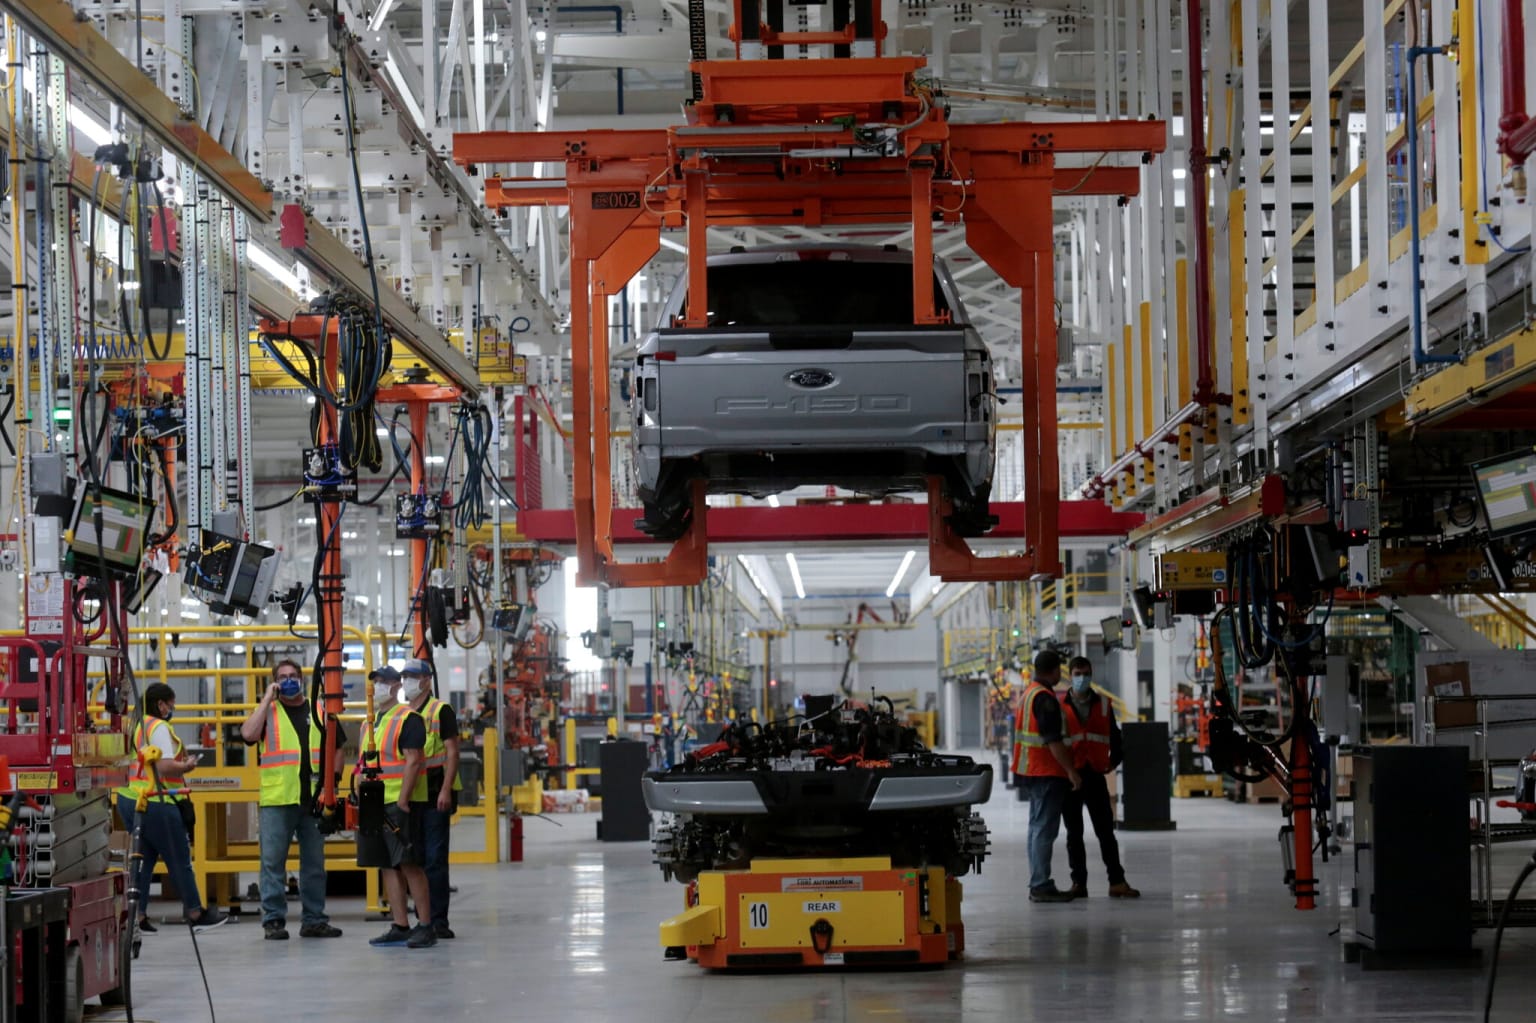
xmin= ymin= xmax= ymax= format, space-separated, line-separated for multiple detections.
xmin=648 ymin=328 xmax=974 ymax=455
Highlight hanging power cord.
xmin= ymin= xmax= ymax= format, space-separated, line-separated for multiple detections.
xmin=78 ymin=274 xmax=215 ymax=1021
xmin=1484 ymin=848 xmax=1536 ymax=1022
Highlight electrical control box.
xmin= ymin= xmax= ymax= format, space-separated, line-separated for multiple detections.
xmin=302 ymin=446 xmax=356 ymax=500
xmin=1155 ymin=551 xmax=1228 ymax=591
xmin=395 ymin=491 xmax=444 ymax=539
xmin=184 ymin=529 xmax=281 ymax=617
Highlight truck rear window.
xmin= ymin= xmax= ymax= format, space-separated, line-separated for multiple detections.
xmin=693 ymin=262 xmax=952 ymax=327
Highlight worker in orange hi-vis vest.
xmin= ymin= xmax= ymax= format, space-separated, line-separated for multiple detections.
xmin=1060 ymin=656 xmax=1140 ymax=900
xmin=1009 ymin=649 xmax=1081 ymax=902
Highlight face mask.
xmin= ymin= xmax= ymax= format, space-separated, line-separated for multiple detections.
xmin=401 ymin=677 xmax=426 ymax=701
xmin=1071 ymin=675 xmax=1092 ymax=693
xmin=373 ymin=682 xmax=395 ymax=706
xmin=278 ymin=677 xmax=303 ymax=699
xmin=160 ymin=707 xmax=175 ymax=721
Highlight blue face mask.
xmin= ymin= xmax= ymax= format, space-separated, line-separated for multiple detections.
xmin=1070 ymin=674 xmax=1092 ymax=693
xmin=278 ymin=677 xmax=303 ymax=699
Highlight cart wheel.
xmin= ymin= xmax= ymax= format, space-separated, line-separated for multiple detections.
xmin=99 ymin=931 xmax=132 ymax=1009
xmin=56 ymin=946 xmax=83 ymax=1023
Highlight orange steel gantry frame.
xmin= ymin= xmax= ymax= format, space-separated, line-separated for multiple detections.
xmin=454 ymin=39 xmax=1165 ymax=588
xmin=258 ymin=314 xmax=459 ymax=816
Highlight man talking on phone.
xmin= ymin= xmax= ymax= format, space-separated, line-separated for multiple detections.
xmin=240 ymin=659 xmax=347 ymax=940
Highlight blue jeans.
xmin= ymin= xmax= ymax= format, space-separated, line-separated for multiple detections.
xmin=117 ymin=795 xmax=203 ymax=919
xmin=258 ymin=803 xmax=330 ymax=927
xmin=422 ymin=806 xmax=452 ymax=926
xmin=1022 ymin=776 xmax=1070 ymax=891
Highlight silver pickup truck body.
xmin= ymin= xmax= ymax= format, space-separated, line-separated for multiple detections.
xmin=631 ymin=246 xmax=996 ymax=539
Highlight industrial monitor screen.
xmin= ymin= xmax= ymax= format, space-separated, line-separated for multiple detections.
xmin=1100 ymin=614 xmax=1124 ymax=653
xmin=67 ymin=486 xmax=154 ymax=578
xmin=1472 ymin=449 xmax=1536 ymax=538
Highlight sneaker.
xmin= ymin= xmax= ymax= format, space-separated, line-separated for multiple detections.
xmin=1067 ymin=884 xmax=1088 ymax=899
xmin=299 ymin=923 xmax=343 ymax=938
xmin=406 ymin=924 xmax=438 ymax=949
xmin=369 ymin=924 xmax=412 ymax=947
xmin=263 ymin=921 xmax=289 ymax=941
xmin=137 ymin=918 xmax=157 ymax=935
xmin=1108 ymin=882 xmax=1141 ymax=899
xmin=189 ymin=908 xmax=229 ymax=932
xmin=1028 ymin=885 xmax=1075 ymax=903
xmin=432 ymin=921 xmax=455 ymax=940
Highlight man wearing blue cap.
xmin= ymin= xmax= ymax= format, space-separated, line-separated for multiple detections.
xmin=240 ymin=659 xmax=347 ymax=940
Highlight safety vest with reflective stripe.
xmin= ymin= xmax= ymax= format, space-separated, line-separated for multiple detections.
xmin=1060 ymin=690 xmax=1113 ymax=773
xmin=115 ymin=716 xmax=188 ymax=803
xmin=374 ymin=704 xmax=428 ymax=804
xmin=1011 ymin=683 xmax=1069 ymax=779
xmin=419 ymin=697 xmax=463 ymax=792
xmin=258 ymin=703 xmax=324 ymax=807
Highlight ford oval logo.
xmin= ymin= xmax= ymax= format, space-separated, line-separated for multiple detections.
xmin=788 ymin=368 xmax=836 ymax=389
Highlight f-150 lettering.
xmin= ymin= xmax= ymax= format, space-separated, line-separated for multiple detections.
xmin=713 ymin=395 xmax=912 ymax=415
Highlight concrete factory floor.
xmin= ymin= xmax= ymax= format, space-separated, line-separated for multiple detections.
xmin=119 ymin=762 xmax=1536 ymax=1023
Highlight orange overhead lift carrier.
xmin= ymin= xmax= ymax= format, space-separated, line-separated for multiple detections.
xmin=454 ymin=0 xmax=1165 ymax=588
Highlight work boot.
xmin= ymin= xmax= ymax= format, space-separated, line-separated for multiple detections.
xmin=263 ymin=920 xmax=289 ymax=941
xmin=1067 ymin=884 xmax=1088 ymax=899
xmin=432 ymin=921 xmax=455 ymax=939
xmin=369 ymin=923 xmax=412 ymax=947
xmin=1029 ymin=885 xmax=1075 ymax=903
xmin=406 ymin=924 xmax=438 ymax=949
xmin=1108 ymin=882 xmax=1141 ymax=898
xmin=299 ymin=923 xmax=343 ymax=938
xmin=137 ymin=918 xmax=157 ymax=935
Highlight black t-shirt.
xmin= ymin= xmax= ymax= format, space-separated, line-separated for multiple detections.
xmin=397 ymin=712 xmax=426 ymax=752
xmin=245 ymin=702 xmax=351 ymax=806
xmin=1031 ymin=688 xmax=1063 ymax=743
xmin=425 ymin=703 xmax=459 ymax=795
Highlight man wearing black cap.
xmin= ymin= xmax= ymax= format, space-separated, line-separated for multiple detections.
xmin=240 ymin=659 xmax=347 ymax=939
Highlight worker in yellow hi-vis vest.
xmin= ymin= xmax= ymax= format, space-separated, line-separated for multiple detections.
xmin=115 ymin=682 xmax=228 ymax=933
xmin=404 ymin=658 xmax=462 ymax=940
xmin=239 ymin=658 xmax=349 ymax=940
xmin=367 ymin=668 xmax=437 ymax=949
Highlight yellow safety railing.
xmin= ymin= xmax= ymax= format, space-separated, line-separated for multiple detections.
xmin=78 ymin=624 xmax=504 ymax=913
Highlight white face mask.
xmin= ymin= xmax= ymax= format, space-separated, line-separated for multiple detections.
xmin=1071 ymin=674 xmax=1092 ymax=693
xmin=401 ymin=677 xmax=426 ymax=701
xmin=373 ymin=682 xmax=396 ymax=706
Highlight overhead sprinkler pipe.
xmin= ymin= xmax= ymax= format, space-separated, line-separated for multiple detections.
xmin=1407 ymin=45 xmax=1459 ymax=367
xmin=1185 ymin=0 xmax=1220 ymax=404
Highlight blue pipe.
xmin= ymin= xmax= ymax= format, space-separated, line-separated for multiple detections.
xmin=1406 ymin=45 xmax=1459 ymax=366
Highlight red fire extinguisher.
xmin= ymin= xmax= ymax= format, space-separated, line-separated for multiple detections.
xmin=508 ymin=814 xmax=524 ymax=862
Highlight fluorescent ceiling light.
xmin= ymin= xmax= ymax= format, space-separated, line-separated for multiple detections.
xmin=68 ymin=103 xmax=112 ymax=147
xmin=767 ymin=495 xmax=780 ymax=507
xmin=1171 ymin=168 xmax=1187 ymax=180
xmin=424 ymin=455 xmax=446 ymax=465
xmin=249 ymin=244 xmax=304 ymax=295
xmin=885 ymin=550 xmax=916 ymax=598
xmin=785 ymin=552 xmax=805 ymax=599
